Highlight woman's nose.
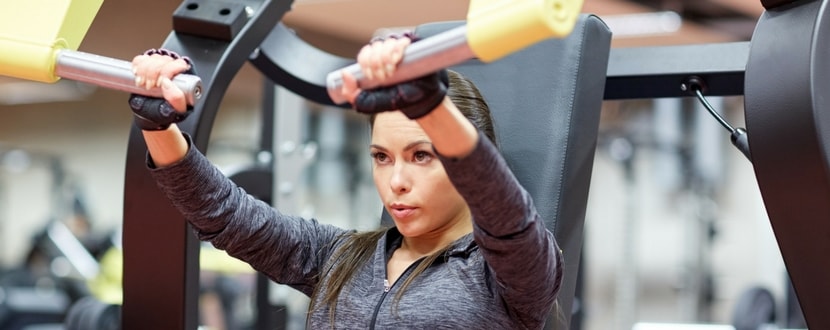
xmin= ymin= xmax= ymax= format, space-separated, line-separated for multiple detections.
xmin=389 ymin=163 xmax=411 ymax=194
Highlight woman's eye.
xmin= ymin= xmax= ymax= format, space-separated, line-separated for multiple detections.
xmin=413 ymin=150 xmax=433 ymax=163
xmin=371 ymin=152 xmax=390 ymax=163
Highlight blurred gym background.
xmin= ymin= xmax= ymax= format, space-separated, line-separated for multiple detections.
xmin=0 ymin=0 xmax=790 ymax=329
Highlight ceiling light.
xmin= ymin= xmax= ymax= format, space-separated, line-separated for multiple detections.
xmin=602 ymin=11 xmax=682 ymax=38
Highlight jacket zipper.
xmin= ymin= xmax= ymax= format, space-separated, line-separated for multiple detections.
xmin=368 ymin=259 xmax=424 ymax=330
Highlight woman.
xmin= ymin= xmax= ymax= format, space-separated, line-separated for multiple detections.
xmin=129 ymin=36 xmax=562 ymax=329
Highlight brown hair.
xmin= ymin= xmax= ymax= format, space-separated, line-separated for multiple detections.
xmin=308 ymin=70 xmax=496 ymax=322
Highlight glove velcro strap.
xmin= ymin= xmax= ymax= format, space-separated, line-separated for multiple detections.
xmin=399 ymin=69 xmax=448 ymax=119
xmin=129 ymin=94 xmax=191 ymax=131
xmin=354 ymin=69 xmax=448 ymax=120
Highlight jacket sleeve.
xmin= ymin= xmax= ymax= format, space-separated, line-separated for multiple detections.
xmin=147 ymin=134 xmax=349 ymax=296
xmin=437 ymin=134 xmax=563 ymax=328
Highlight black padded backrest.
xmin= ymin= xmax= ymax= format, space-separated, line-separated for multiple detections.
xmin=382 ymin=14 xmax=611 ymax=329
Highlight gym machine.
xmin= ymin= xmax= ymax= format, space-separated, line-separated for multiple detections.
xmin=122 ymin=0 xmax=824 ymax=326
xmin=0 ymin=147 xmax=115 ymax=329
xmin=120 ymin=1 xmax=589 ymax=329
xmin=4 ymin=0 xmax=830 ymax=329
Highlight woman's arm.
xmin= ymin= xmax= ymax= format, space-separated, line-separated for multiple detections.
xmin=131 ymin=51 xmax=192 ymax=167
xmin=340 ymin=37 xmax=479 ymax=158
xmin=413 ymin=97 xmax=479 ymax=159
xmin=130 ymin=51 xmax=348 ymax=294
xmin=142 ymin=125 xmax=188 ymax=167
xmin=147 ymin=137 xmax=349 ymax=295
xmin=440 ymin=135 xmax=562 ymax=327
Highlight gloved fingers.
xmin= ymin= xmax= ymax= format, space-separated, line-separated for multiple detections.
xmin=347 ymin=32 xmax=443 ymax=118
xmin=370 ymin=38 xmax=395 ymax=80
xmin=155 ymin=58 xmax=191 ymax=111
xmin=387 ymin=37 xmax=408 ymax=67
xmin=145 ymin=54 xmax=178 ymax=90
xmin=356 ymin=42 xmax=377 ymax=81
xmin=130 ymin=54 xmax=178 ymax=90
xmin=158 ymin=58 xmax=191 ymax=85
xmin=131 ymin=54 xmax=152 ymax=88
xmin=131 ymin=54 xmax=151 ymax=68
xmin=379 ymin=38 xmax=409 ymax=79
xmin=357 ymin=37 xmax=410 ymax=84
xmin=128 ymin=49 xmax=196 ymax=130
xmin=159 ymin=77 xmax=187 ymax=112
xmin=360 ymin=38 xmax=391 ymax=81
xmin=339 ymin=70 xmax=362 ymax=105
xmin=138 ymin=54 xmax=162 ymax=90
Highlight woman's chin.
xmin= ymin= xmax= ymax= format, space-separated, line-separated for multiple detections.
xmin=393 ymin=222 xmax=425 ymax=237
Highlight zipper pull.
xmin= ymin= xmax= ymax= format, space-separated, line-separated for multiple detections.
xmin=383 ymin=279 xmax=390 ymax=292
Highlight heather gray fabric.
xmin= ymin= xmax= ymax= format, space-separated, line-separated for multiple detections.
xmin=149 ymin=134 xmax=561 ymax=329
xmin=408 ymin=15 xmax=612 ymax=329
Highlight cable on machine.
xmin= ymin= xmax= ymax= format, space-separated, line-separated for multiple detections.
xmin=682 ymin=76 xmax=752 ymax=162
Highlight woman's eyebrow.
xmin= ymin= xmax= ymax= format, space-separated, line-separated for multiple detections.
xmin=370 ymin=140 xmax=431 ymax=152
xmin=404 ymin=140 xmax=432 ymax=151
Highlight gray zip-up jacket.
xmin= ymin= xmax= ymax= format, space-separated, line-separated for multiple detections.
xmin=149 ymin=134 xmax=562 ymax=329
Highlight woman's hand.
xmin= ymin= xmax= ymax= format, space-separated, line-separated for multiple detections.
xmin=131 ymin=52 xmax=190 ymax=111
xmin=340 ymin=37 xmax=410 ymax=104
xmin=129 ymin=50 xmax=193 ymax=131
xmin=129 ymin=49 xmax=194 ymax=166
xmin=340 ymin=36 xmax=448 ymax=120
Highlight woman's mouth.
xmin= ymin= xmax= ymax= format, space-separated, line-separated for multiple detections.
xmin=389 ymin=204 xmax=417 ymax=219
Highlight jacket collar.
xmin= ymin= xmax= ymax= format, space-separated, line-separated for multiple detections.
xmin=382 ymin=227 xmax=478 ymax=262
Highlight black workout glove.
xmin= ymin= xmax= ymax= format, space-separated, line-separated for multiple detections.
xmin=352 ymin=34 xmax=449 ymax=120
xmin=128 ymin=48 xmax=196 ymax=131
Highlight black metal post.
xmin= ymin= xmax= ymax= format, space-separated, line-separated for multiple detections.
xmin=121 ymin=1 xmax=293 ymax=329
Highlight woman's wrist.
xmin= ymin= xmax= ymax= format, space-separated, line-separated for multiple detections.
xmin=142 ymin=124 xmax=189 ymax=167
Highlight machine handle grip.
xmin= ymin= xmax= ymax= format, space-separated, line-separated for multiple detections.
xmin=326 ymin=25 xmax=473 ymax=105
xmin=325 ymin=0 xmax=583 ymax=105
xmin=55 ymin=50 xmax=203 ymax=106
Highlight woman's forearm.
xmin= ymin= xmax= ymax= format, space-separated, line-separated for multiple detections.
xmin=416 ymin=97 xmax=479 ymax=158
xmin=142 ymin=124 xmax=189 ymax=167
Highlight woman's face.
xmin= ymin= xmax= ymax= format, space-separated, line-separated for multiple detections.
xmin=370 ymin=112 xmax=469 ymax=238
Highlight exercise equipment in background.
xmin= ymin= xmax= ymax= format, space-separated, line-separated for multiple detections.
xmin=119 ymin=0 xmax=592 ymax=329
xmin=0 ymin=0 xmax=202 ymax=105
xmin=0 ymin=147 xmax=117 ymax=330
xmin=5 ymin=0 xmax=830 ymax=329
xmin=325 ymin=0 xmax=584 ymax=103
xmin=124 ymin=0 xmax=830 ymax=328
